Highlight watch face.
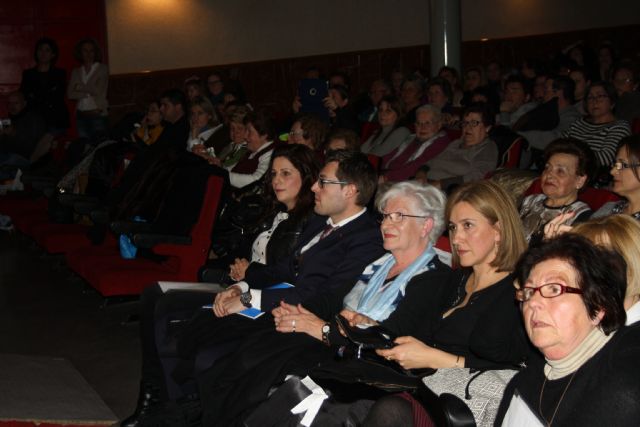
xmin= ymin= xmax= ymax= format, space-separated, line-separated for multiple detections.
xmin=322 ymin=324 xmax=330 ymax=333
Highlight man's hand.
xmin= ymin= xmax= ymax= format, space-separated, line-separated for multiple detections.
xmin=220 ymin=295 xmax=246 ymax=316
xmin=213 ymin=286 xmax=242 ymax=317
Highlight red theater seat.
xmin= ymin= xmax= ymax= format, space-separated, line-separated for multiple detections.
xmin=72 ymin=175 xmax=224 ymax=297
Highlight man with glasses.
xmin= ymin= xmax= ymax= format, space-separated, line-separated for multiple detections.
xmin=219 ymin=149 xmax=383 ymax=312
xmin=120 ymin=150 xmax=384 ymax=426
xmin=380 ymin=105 xmax=452 ymax=182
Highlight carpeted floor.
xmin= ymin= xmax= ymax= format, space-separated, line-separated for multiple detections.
xmin=0 ymin=230 xmax=141 ymax=423
xmin=0 ymin=354 xmax=117 ymax=424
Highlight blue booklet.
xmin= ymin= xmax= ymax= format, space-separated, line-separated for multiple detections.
xmin=238 ymin=282 xmax=294 ymax=319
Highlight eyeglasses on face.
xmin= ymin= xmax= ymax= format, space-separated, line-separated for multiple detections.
xmin=515 ymin=283 xmax=583 ymax=302
xmin=379 ymin=212 xmax=428 ymax=223
xmin=612 ymin=161 xmax=640 ymax=171
xmin=586 ymin=94 xmax=609 ymax=102
xmin=317 ymin=178 xmax=349 ymax=189
xmin=461 ymin=120 xmax=481 ymax=128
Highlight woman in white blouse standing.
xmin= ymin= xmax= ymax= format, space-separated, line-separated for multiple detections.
xmin=67 ymin=38 xmax=109 ymax=141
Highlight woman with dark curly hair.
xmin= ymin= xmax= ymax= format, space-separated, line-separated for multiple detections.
xmin=519 ymin=138 xmax=594 ymax=244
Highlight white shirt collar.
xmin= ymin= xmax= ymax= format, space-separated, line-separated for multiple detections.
xmin=328 ymin=207 xmax=367 ymax=228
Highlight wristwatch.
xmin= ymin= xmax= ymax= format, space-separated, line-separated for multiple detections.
xmin=240 ymin=292 xmax=252 ymax=308
xmin=321 ymin=323 xmax=331 ymax=346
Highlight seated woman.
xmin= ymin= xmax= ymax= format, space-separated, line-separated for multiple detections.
xmin=495 ymin=234 xmax=640 ymax=426
xmin=131 ymin=100 xmax=164 ymax=146
xmin=519 ymin=138 xmax=594 ymax=244
xmin=120 ymin=144 xmax=320 ymax=426
xmin=227 ymin=110 xmax=280 ymax=190
xmin=209 ymin=144 xmax=320 ymax=279
xmin=184 ymin=76 xmax=204 ymax=103
xmin=360 ymin=96 xmax=411 ymax=157
xmin=424 ymin=103 xmax=499 ymax=192
xmin=185 ymin=96 xmax=223 ymax=153
xmin=562 ymin=81 xmax=630 ymax=173
xmin=573 ymin=215 xmax=640 ymax=324
xmin=438 ymin=66 xmax=463 ymax=107
xmin=399 ymin=77 xmax=425 ymax=128
xmin=593 ymin=135 xmax=640 ymax=219
xmin=195 ymin=181 xmax=453 ymax=426
xmin=347 ymin=180 xmax=531 ymax=427
xmin=426 ymin=77 xmax=454 ymax=114
xmin=287 ymin=113 xmax=329 ymax=154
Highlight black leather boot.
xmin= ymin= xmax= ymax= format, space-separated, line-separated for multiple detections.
xmin=120 ymin=382 xmax=163 ymax=427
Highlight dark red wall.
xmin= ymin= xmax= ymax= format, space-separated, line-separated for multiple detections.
xmin=0 ymin=0 xmax=107 ymax=116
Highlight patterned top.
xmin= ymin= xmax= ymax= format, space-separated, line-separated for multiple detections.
xmin=592 ymin=200 xmax=640 ymax=220
xmin=251 ymin=211 xmax=289 ymax=264
xmin=520 ymin=194 xmax=591 ymax=243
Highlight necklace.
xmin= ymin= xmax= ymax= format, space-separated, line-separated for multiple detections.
xmin=538 ymin=371 xmax=577 ymax=426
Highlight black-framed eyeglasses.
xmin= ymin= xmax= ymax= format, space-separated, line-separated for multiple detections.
xmin=612 ymin=161 xmax=640 ymax=171
xmin=515 ymin=283 xmax=583 ymax=302
xmin=379 ymin=212 xmax=429 ymax=223
xmin=461 ymin=120 xmax=481 ymax=128
xmin=317 ymin=178 xmax=349 ymax=189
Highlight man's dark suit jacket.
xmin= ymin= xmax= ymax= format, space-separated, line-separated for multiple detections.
xmin=174 ymin=210 xmax=384 ymax=362
xmin=244 ymin=210 xmax=385 ymax=311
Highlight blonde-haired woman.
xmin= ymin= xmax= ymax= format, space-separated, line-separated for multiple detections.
xmin=376 ymin=180 xmax=528 ymax=368
xmin=364 ymin=181 xmax=530 ymax=426
xmin=573 ymin=215 xmax=640 ymax=324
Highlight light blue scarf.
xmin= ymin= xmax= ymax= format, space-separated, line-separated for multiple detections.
xmin=346 ymin=244 xmax=437 ymax=321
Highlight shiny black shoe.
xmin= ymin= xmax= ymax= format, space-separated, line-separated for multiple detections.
xmin=120 ymin=382 xmax=163 ymax=427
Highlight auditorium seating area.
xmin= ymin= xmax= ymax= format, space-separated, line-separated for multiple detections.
xmin=1 ymin=5 xmax=640 ymax=425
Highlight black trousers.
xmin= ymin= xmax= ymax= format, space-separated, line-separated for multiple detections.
xmin=139 ymin=283 xmax=276 ymax=401
xmin=139 ymin=284 xmax=215 ymax=400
